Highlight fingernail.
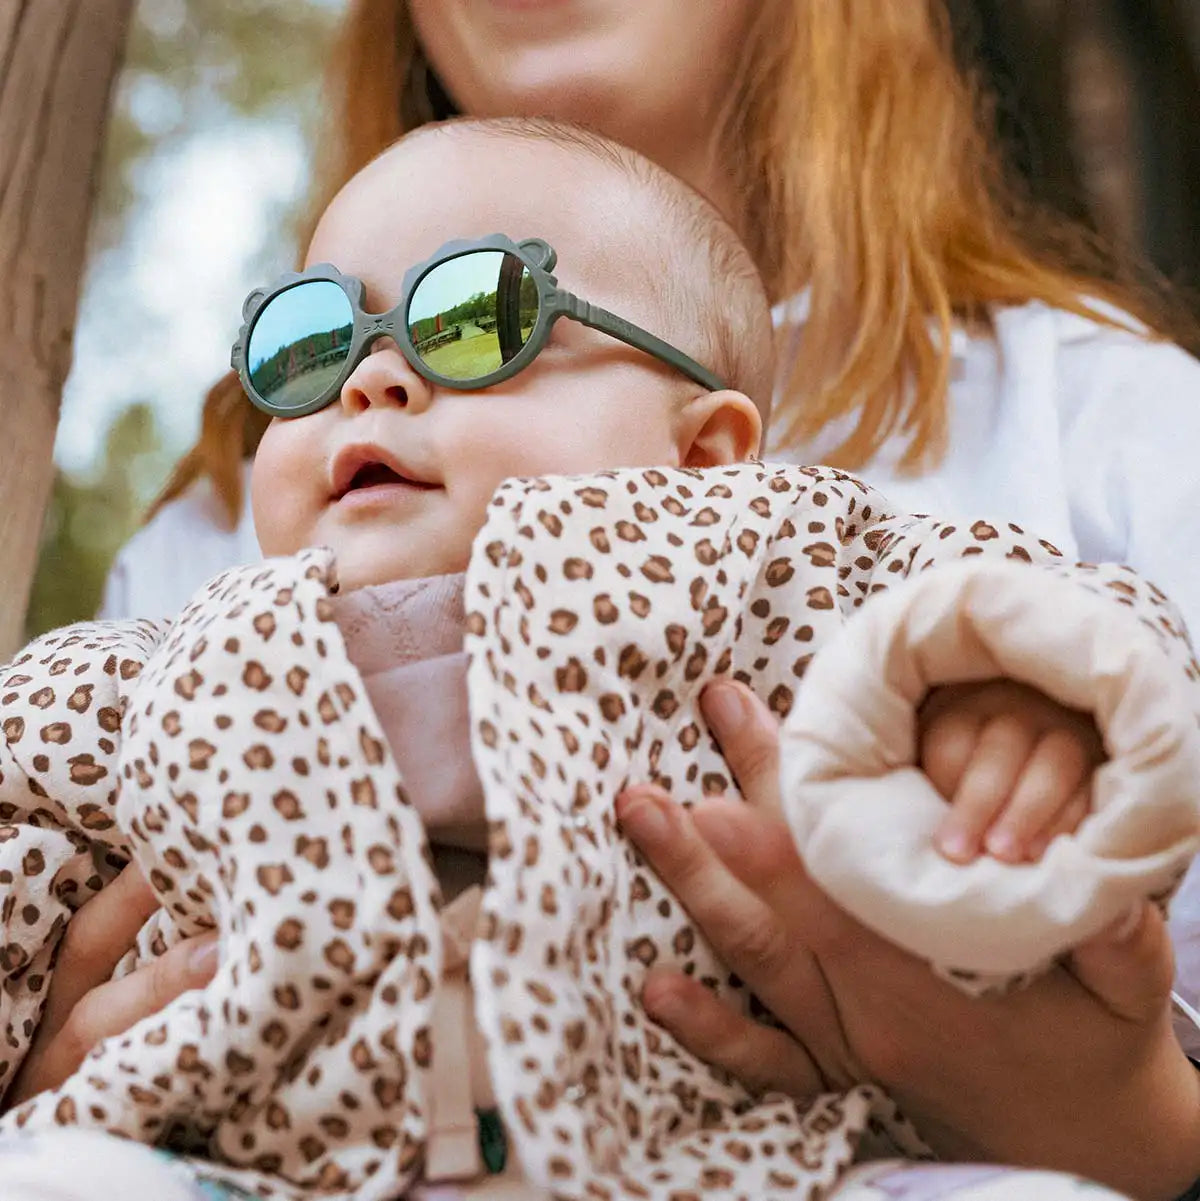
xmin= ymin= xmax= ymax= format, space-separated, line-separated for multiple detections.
xmin=615 ymin=792 xmax=671 ymax=845
xmin=1109 ymin=903 xmax=1144 ymax=943
xmin=985 ymin=829 xmax=1019 ymax=861
xmin=701 ymin=682 xmax=748 ymax=736
xmin=189 ymin=938 xmax=219 ymax=977
xmin=937 ymin=829 xmax=974 ymax=862
xmin=613 ymin=788 xmax=649 ymax=823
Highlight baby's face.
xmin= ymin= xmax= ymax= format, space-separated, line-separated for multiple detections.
xmin=252 ymin=132 xmax=709 ymax=590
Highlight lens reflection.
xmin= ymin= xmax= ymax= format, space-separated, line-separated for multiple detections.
xmin=248 ymin=280 xmax=354 ymax=411
xmin=408 ymin=250 xmax=538 ymax=381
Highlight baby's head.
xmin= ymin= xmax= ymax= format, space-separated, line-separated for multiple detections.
xmin=245 ymin=118 xmax=773 ymax=590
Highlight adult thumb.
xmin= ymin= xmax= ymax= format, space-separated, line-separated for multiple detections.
xmin=1070 ymin=901 xmax=1175 ymax=1024
xmin=7 ymin=934 xmax=219 ymax=1108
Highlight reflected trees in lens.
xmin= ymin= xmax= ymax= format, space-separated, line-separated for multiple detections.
xmin=408 ymin=250 xmax=536 ymax=381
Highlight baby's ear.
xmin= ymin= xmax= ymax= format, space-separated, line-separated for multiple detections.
xmin=678 ymin=390 xmax=762 ymax=468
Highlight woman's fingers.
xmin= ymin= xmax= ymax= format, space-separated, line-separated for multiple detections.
xmin=642 ymin=969 xmax=823 ymax=1098
xmin=1069 ymin=901 xmax=1175 ymax=1024
xmin=686 ymin=797 xmax=857 ymax=949
xmin=699 ymin=682 xmax=782 ymax=812
xmin=76 ymin=934 xmax=219 ymax=1041
xmin=5 ymin=866 xmax=170 ymax=1108
xmin=619 ymin=788 xmax=862 ymax=1090
xmin=37 ymin=865 xmax=161 ymax=1044
xmin=693 ymin=682 xmax=862 ymax=956
xmin=616 ymin=788 xmax=786 ymax=978
xmin=8 ymin=933 xmax=218 ymax=1107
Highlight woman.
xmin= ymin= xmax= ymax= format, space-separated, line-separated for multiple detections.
xmin=59 ymin=1 xmax=1200 ymax=1195
xmin=108 ymin=0 xmax=1200 ymax=628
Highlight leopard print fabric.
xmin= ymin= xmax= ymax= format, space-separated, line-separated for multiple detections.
xmin=0 ymin=619 xmax=163 ymax=1076
xmin=461 ymin=462 xmax=1199 ymax=1198
xmin=0 ymin=558 xmax=445 ymax=1199
xmin=0 ymin=463 xmax=1190 ymax=1201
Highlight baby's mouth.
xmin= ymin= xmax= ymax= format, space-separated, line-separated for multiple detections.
xmin=345 ymin=462 xmax=419 ymax=493
xmin=330 ymin=445 xmax=441 ymax=501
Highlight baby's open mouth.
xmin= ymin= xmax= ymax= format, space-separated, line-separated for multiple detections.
xmin=346 ymin=462 xmax=414 ymax=492
xmin=331 ymin=446 xmax=441 ymax=500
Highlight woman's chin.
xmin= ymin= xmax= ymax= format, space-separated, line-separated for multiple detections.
xmin=478 ymin=52 xmax=636 ymax=126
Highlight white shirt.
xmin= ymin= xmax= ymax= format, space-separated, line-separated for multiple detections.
xmin=97 ymin=460 xmax=262 ymax=621
xmin=776 ymin=298 xmax=1200 ymax=1043
xmin=776 ymin=299 xmax=1200 ymax=639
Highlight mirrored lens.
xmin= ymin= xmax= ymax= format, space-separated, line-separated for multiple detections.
xmin=247 ymin=280 xmax=354 ymax=412
xmin=407 ymin=250 xmax=539 ymax=382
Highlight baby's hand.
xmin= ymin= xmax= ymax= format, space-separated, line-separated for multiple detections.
xmin=918 ymin=680 xmax=1105 ymax=864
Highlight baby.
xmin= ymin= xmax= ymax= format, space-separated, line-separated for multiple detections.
xmin=245 ymin=119 xmax=1109 ymax=876
xmin=0 ymin=118 xmax=1195 ymax=1201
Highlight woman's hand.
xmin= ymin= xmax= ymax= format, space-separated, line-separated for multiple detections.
xmin=616 ymin=681 xmax=1200 ymax=1201
xmin=5 ymin=866 xmax=218 ymax=1108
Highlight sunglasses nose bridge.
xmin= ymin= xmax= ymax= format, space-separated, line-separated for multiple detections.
xmin=363 ymin=314 xmax=401 ymax=347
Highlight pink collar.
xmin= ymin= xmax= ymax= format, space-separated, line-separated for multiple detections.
xmin=331 ymin=574 xmax=484 ymax=849
xmin=330 ymin=573 xmax=466 ymax=671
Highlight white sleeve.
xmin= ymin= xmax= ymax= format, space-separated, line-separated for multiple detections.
xmin=96 ymin=542 xmax=133 ymax=621
xmin=1058 ymin=325 xmax=1200 ymax=638
xmin=1051 ymin=322 xmax=1200 ymax=1031
xmin=96 ymin=469 xmax=261 ymax=621
xmin=780 ymin=557 xmax=1200 ymax=993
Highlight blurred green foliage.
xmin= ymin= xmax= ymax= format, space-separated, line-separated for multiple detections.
xmin=26 ymin=0 xmax=342 ymax=640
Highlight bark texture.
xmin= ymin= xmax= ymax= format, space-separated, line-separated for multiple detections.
xmin=0 ymin=0 xmax=133 ymax=654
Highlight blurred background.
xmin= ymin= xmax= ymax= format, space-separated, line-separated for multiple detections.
xmin=24 ymin=0 xmax=1200 ymax=638
xmin=26 ymin=0 xmax=341 ymax=635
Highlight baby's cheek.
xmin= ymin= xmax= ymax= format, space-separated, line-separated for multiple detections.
xmin=455 ymin=476 xmax=507 ymax=545
xmin=250 ymin=423 xmax=317 ymax=554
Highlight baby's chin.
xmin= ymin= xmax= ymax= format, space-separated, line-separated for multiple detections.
xmin=326 ymin=540 xmax=471 ymax=594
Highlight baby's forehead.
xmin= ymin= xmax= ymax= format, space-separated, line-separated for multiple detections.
xmin=309 ymin=133 xmax=655 ymax=302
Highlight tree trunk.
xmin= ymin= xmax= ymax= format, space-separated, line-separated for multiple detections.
xmin=0 ymin=0 xmax=133 ymax=656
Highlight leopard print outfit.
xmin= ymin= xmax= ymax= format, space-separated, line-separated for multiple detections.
xmin=0 ymin=464 xmax=1194 ymax=1201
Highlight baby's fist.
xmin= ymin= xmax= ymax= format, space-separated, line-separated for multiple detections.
xmin=918 ymin=679 xmax=1105 ymax=864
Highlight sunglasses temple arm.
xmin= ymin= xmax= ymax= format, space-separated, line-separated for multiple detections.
xmin=559 ymin=293 xmax=726 ymax=393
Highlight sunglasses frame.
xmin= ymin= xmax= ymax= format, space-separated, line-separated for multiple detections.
xmin=231 ymin=233 xmax=726 ymax=418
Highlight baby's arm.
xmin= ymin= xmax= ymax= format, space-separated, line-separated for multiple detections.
xmin=778 ymin=487 xmax=1200 ymax=987
xmin=833 ymin=505 xmax=1196 ymax=869
xmin=0 ymin=619 xmax=162 ymax=1102
xmin=919 ymin=679 xmax=1105 ymax=864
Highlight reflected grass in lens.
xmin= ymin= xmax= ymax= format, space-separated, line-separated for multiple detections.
xmin=248 ymin=280 xmax=354 ymax=410
xmin=421 ymin=329 xmax=502 ymax=380
xmin=261 ymin=360 xmax=346 ymax=411
xmin=420 ymin=326 xmax=537 ymax=381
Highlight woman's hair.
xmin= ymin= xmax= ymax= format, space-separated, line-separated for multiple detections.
xmin=151 ymin=0 xmax=1195 ymax=526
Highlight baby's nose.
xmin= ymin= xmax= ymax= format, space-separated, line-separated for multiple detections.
xmin=340 ymin=339 xmax=427 ymax=414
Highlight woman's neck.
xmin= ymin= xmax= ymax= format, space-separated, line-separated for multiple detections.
xmin=668 ymin=141 xmax=739 ymax=231
xmin=606 ymin=113 xmax=740 ymax=234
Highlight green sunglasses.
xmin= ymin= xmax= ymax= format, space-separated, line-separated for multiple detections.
xmin=231 ymin=233 xmax=726 ymax=418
